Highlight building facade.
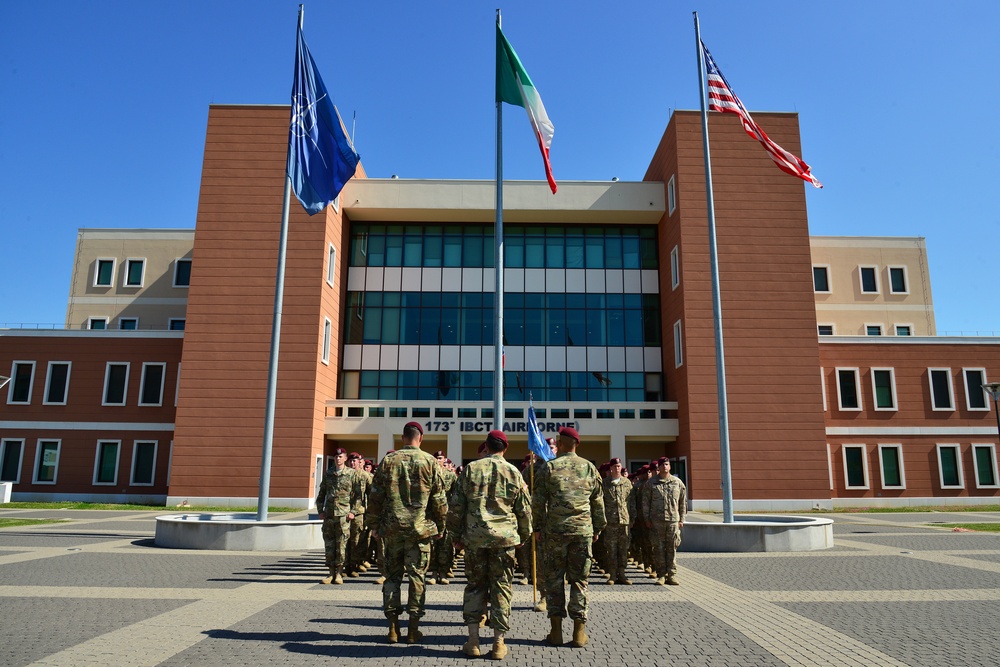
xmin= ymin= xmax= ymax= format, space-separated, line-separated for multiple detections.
xmin=1 ymin=105 xmax=998 ymax=509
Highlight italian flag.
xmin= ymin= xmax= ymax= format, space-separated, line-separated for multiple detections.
xmin=497 ymin=25 xmax=557 ymax=194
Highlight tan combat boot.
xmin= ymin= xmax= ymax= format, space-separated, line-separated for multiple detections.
xmin=386 ymin=615 xmax=400 ymax=644
xmin=571 ymin=620 xmax=588 ymax=648
xmin=321 ymin=568 xmax=335 ymax=585
xmin=491 ymin=630 xmax=508 ymax=660
xmin=533 ymin=597 xmax=547 ymax=612
xmin=406 ymin=617 xmax=422 ymax=644
xmin=545 ymin=617 xmax=563 ymax=645
xmin=333 ymin=567 xmax=344 ymax=585
xmin=666 ymin=575 xmax=679 ymax=586
xmin=462 ymin=622 xmax=481 ymax=657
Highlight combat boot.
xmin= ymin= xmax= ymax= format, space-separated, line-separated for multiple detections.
xmin=545 ymin=617 xmax=563 ymax=645
xmin=656 ymin=576 xmax=666 ymax=586
xmin=462 ymin=622 xmax=481 ymax=657
xmin=406 ymin=617 xmax=423 ymax=644
xmin=438 ymin=574 xmax=450 ymax=585
xmin=426 ymin=576 xmax=437 ymax=585
xmin=533 ymin=598 xmax=547 ymax=612
xmin=321 ymin=568 xmax=335 ymax=585
xmin=605 ymin=576 xmax=614 ymax=585
xmin=616 ymin=576 xmax=632 ymax=585
xmin=375 ymin=575 xmax=386 ymax=585
xmin=571 ymin=620 xmax=588 ymax=648
xmin=386 ymin=615 xmax=401 ymax=644
xmin=666 ymin=575 xmax=679 ymax=586
xmin=333 ymin=567 xmax=344 ymax=585
xmin=491 ymin=631 xmax=508 ymax=660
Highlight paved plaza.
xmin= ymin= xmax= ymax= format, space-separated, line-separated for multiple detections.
xmin=1 ymin=509 xmax=999 ymax=666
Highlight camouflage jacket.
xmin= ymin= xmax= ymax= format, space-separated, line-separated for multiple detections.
xmin=365 ymin=446 xmax=447 ymax=540
xmin=315 ymin=467 xmax=364 ymax=517
xmin=447 ymin=453 xmax=532 ymax=549
xmin=602 ymin=476 xmax=636 ymax=526
xmin=532 ymin=452 xmax=607 ymax=538
xmin=641 ymin=474 xmax=687 ymax=523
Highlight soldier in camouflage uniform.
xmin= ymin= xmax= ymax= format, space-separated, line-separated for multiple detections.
xmin=428 ymin=450 xmax=457 ymax=585
xmin=448 ymin=430 xmax=532 ymax=659
xmin=315 ymin=447 xmax=365 ymax=585
xmin=345 ymin=453 xmax=372 ymax=577
xmin=601 ymin=457 xmax=635 ymax=585
xmin=532 ymin=426 xmax=606 ymax=648
xmin=365 ymin=422 xmax=448 ymax=644
xmin=641 ymin=457 xmax=687 ymax=586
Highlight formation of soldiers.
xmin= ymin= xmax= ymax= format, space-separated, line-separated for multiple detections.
xmin=314 ymin=422 xmax=687 ymax=659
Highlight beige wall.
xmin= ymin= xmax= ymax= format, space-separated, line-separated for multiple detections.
xmin=811 ymin=236 xmax=935 ymax=336
xmin=66 ymin=229 xmax=194 ymax=330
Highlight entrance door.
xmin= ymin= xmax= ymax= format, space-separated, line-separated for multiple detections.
xmin=313 ymin=455 xmax=323 ymax=501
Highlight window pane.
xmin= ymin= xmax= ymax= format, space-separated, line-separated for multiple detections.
xmin=813 ymin=267 xmax=829 ymax=292
xmin=96 ymin=442 xmax=118 ymax=483
xmin=46 ymin=363 xmax=70 ymax=404
xmin=1 ymin=441 xmax=22 ymax=482
xmin=940 ymin=447 xmax=960 ymax=486
xmin=140 ymin=365 xmax=164 ymax=405
xmin=845 ymin=447 xmax=865 ymax=487
xmin=175 ymin=259 xmax=192 ymax=286
xmin=133 ymin=443 xmax=156 ymax=485
xmin=889 ymin=267 xmax=906 ymax=293
xmin=90 ymin=319 xmax=107 ymax=330
xmin=966 ymin=370 xmax=987 ymax=409
xmin=11 ymin=363 xmax=33 ymax=403
xmin=874 ymin=370 xmax=894 ymax=409
xmin=860 ymin=267 xmax=877 ymax=292
xmin=105 ymin=364 xmax=128 ymax=404
xmin=126 ymin=260 xmax=143 ymax=286
xmin=866 ymin=325 xmax=882 ymax=336
xmin=896 ymin=326 xmax=911 ymax=336
xmin=976 ymin=448 xmax=996 ymax=486
xmin=97 ymin=260 xmax=114 ymax=286
xmin=36 ymin=442 xmax=58 ymax=482
xmin=931 ymin=370 xmax=953 ymax=409
xmin=881 ymin=448 xmax=901 ymax=486
xmin=838 ymin=370 xmax=859 ymax=409
xmin=818 ymin=325 xmax=833 ymax=336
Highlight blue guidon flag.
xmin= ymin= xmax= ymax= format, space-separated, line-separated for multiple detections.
xmin=527 ymin=399 xmax=555 ymax=462
xmin=288 ymin=24 xmax=360 ymax=215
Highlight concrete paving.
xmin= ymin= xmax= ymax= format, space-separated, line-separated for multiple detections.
xmin=1 ymin=509 xmax=999 ymax=666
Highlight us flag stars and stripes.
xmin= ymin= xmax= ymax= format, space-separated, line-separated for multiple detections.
xmin=702 ymin=41 xmax=822 ymax=188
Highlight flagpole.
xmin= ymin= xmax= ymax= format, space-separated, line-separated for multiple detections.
xmin=694 ymin=12 xmax=734 ymax=523
xmin=494 ymin=8 xmax=505 ymax=431
xmin=257 ymin=6 xmax=304 ymax=522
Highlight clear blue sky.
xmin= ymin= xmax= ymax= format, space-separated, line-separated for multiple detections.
xmin=2 ymin=1 xmax=997 ymax=334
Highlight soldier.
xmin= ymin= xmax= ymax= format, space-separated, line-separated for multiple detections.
xmin=642 ymin=457 xmax=687 ymax=586
xmin=345 ymin=453 xmax=372 ymax=577
xmin=532 ymin=426 xmax=606 ymax=648
xmin=601 ymin=457 xmax=635 ymax=585
xmin=428 ymin=450 xmax=457 ymax=585
xmin=315 ymin=447 xmax=364 ymax=585
xmin=448 ymin=430 xmax=532 ymax=659
xmin=365 ymin=422 xmax=448 ymax=644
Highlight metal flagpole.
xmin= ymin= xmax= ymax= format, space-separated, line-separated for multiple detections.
xmin=494 ymin=9 xmax=505 ymax=430
xmin=257 ymin=5 xmax=304 ymax=522
xmin=693 ymin=11 xmax=734 ymax=523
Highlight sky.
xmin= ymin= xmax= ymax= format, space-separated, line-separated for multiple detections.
xmin=1 ymin=1 xmax=998 ymax=335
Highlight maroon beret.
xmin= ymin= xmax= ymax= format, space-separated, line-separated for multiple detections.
xmin=487 ymin=429 xmax=508 ymax=445
xmin=404 ymin=421 xmax=424 ymax=435
xmin=433 ymin=450 xmax=446 ymax=458
xmin=333 ymin=447 xmax=347 ymax=456
xmin=558 ymin=426 xmax=580 ymax=442
xmin=609 ymin=457 xmax=622 ymax=466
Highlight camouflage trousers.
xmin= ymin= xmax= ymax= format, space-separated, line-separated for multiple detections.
xmin=603 ymin=524 xmax=631 ymax=580
xmin=462 ymin=546 xmax=516 ymax=632
xmin=382 ymin=534 xmax=433 ymax=619
xmin=650 ymin=521 xmax=682 ymax=577
xmin=321 ymin=515 xmax=349 ymax=570
xmin=346 ymin=515 xmax=365 ymax=570
xmin=542 ymin=534 xmax=592 ymax=621
xmin=431 ymin=528 xmax=455 ymax=576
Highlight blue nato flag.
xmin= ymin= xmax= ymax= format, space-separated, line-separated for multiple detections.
xmin=288 ymin=24 xmax=359 ymax=215
xmin=527 ymin=401 xmax=555 ymax=462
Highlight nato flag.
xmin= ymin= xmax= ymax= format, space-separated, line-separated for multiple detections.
xmin=527 ymin=402 xmax=555 ymax=462
xmin=288 ymin=25 xmax=359 ymax=215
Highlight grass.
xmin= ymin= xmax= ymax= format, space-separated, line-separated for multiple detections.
xmin=932 ymin=523 xmax=1000 ymax=533
xmin=0 ymin=502 xmax=302 ymax=513
xmin=0 ymin=518 xmax=69 ymax=529
xmin=733 ymin=505 xmax=1000 ymax=515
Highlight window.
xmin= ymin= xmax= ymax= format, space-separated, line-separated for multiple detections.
xmin=173 ymin=259 xmax=192 ymax=287
xmin=119 ymin=317 xmax=139 ymax=330
xmin=936 ymin=444 xmax=963 ymax=489
xmin=813 ymin=266 xmax=830 ymax=293
xmin=670 ymin=245 xmax=680 ymax=290
xmin=963 ymin=368 xmax=988 ymax=410
xmin=124 ymin=258 xmax=145 ymax=287
xmin=326 ymin=244 xmax=337 ymax=287
xmin=103 ymin=363 xmax=130 ymax=406
xmin=667 ymin=175 xmax=676 ymax=215
xmin=1 ymin=439 xmax=24 ymax=483
xmin=843 ymin=445 xmax=869 ymax=489
xmin=43 ymin=362 xmax=71 ymax=405
xmin=139 ymin=363 xmax=166 ymax=406
xmin=872 ymin=368 xmax=897 ymax=411
xmin=168 ymin=318 xmax=186 ymax=331
xmin=859 ymin=266 xmax=879 ymax=294
xmin=34 ymin=440 xmax=60 ymax=484
xmin=866 ymin=324 xmax=883 ymax=336
xmin=95 ymin=258 xmax=115 ymax=287
xmin=928 ymin=368 xmax=954 ymax=411
xmin=817 ymin=324 xmax=834 ymax=336
xmin=973 ymin=444 xmax=999 ymax=488
xmin=94 ymin=440 xmax=120 ymax=485
xmin=131 ymin=441 xmax=157 ymax=485
xmin=322 ymin=318 xmax=332 ymax=365
xmin=878 ymin=444 xmax=905 ymax=488
xmin=888 ymin=266 xmax=908 ymax=294
xmin=673 ymin=320 xmax=683 ymax=368
xmin=88 ymin=317 xmax=108 ymax=330
xmin=836 ymin=368 xmax=862 ymax=410
xmin=895 ymin=325 xmax=912 ymax=336
xmin=8 ymin=361 xmax=35 ymax=404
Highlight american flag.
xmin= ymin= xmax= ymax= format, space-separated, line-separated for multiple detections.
xmin=702 ymin=41 xmax=822 ymax=188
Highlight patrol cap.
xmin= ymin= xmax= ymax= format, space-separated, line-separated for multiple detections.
xmin=558 ymin=426 xmax=580 ymax=442
xmin=609 ymin=457 xmax=622 ymax=466
xmin=333 ymin=447 xmax=347 ymax=456
xmin=404 ymin=421 xmax=424 ymax=435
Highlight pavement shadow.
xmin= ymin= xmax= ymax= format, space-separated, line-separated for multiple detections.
xmin=205 ymin=627 xmax=463 ymax=659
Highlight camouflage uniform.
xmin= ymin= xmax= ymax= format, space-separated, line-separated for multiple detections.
xmin=365 ymin=446 xmax=448 ymax=620
xmin=431 ymin=466 xmax=458 ymax=579
xmin=447 ymin=453 xmax=532 ymax=632
xmin=346 ymin=467 xmax=372 ymax=574
xmin=641 ymin=473 xmax=687 ymax=580
xmin=315 ymin=466 xmax=364 ymax=575
xmin=532 ymin=452 xmax=606 ymax=621
xmin=601 ymin=475 xmax=635 ymax=582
